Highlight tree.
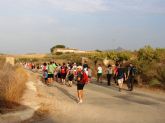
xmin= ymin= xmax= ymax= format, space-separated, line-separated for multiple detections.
xmin=50 ymin=45 xmax=66 ymax=54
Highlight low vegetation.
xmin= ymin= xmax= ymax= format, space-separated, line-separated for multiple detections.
xmin=0 ymin=57 xmax=28 ymax=110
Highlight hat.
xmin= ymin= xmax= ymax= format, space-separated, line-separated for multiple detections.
xmin=77 ymin=66 xmax=82 ymax=70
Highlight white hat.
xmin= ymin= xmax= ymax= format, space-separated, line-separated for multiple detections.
xmin=77 ymin=66 xmax=82 ymax=70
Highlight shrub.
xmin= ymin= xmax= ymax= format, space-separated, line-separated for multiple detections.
xmin=0 ymin=63 xmax=28 ymax=109
xmin=149 ymin=79 xmax=161 ymax=86
xmin=138 ymin=45 xmax=158 ymax=61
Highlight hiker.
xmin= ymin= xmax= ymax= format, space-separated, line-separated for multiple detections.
xmin=113 ymin=63 xmax=119 ymax=85
xmin=76 ymin=66 xmax=88 ymax=104
xmin=72 ymin=63 xmax=77 ymax=80
xmin=61 ymin=63 xmax=67 ymax=85
xmin=106 ymin=64 xmax=113 ymax=86
xmin=43 ymin=70 xmax=48 ymax=84
xmin=57 ymin=64 xmax=61 ymax=82
xmin=97 ymin=64 xmax=103 ymax=83
xmin=48 ymin=61 xmax=56 ymax=84
xmin=42 ymin=63 xmax=48 ymax=84
xmin=127 ymin=63 xmax=137 ymax=91
xmin=116 ymin=64 xmax=126 ymax=92
xmin=83 ymin=61 xmax=88 ymax=70
xmin=88 ymin=66 xmax=92 ymax=83
xmin=52 ymin=61 xmax=57 ymax=81
xmin=54 ymin=66 xmax=58 ymax=82
xmin=67 ymin=67 xmax=74 ymax=87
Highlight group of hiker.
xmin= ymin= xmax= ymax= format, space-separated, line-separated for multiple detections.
xmin=97 ymin=62 xmax=137 ymax=92
xmin=23 ymin=60 xmax=137 ymax=104
xmin=40 ymin=61 xmax=90 ymax=103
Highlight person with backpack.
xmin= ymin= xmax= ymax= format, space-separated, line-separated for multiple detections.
xmin=106 ymin=64 xmax=113 ymax=86
xmin=43 ymin=70 xmax=48 ymax=84
xmin=52 ymin=61 xmax=57 ymax=81
xmin=48 ymin=61 xmax=56 ymax=85
xmin=61 ymin=63 xmax=67 ymax=85
xmin=97 ymin=64 xmax=103 ymax=83
xmin=88 ymin=66 xmax=92 ymax=83
xmin=83 ymin=61 xmax=88 ymax=70
xmin=113 ymin=62 xmax=120 ymax=85
xmin=42 ymin=63 xmax=48 ymax=84
xmin=67 ymin=68 xmax=74 ymax=87
xmin=76 ymin=66 xmax=88 ymax=104
xmin=56 ymin=64 xmax=61 ymax=83
xmin=72 ymin=63 xmax=77 ymax=81
xmin=116 ymin=64 xmax=126 ymax=92
xmin=127 ymin=63 xmax=137 ymax=91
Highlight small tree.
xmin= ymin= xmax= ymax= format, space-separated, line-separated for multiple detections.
xmin=50 ymin=45 xmax=66 ymax=54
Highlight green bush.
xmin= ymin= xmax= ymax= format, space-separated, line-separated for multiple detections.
xmin=138 ymin=45 xmax=158 ymax=61
xmin=149 ymin=79 xmax=161 ymax=86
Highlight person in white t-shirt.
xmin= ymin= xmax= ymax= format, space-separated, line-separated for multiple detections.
xmin=97 ymin=64 xmax=103 ymax=83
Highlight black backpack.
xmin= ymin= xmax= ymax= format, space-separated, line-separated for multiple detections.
xmin=117 ymin=68 xmax=124 ymax=79
xmin=129 ymin=67 xmax=137 ymax=76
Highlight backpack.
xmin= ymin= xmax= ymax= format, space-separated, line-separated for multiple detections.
xmin=43 ymin=71 xmax=48 ymax=78
xmin=43 ymin=66 xmax=47 ymax=71
xmin=81 ymin=71 xmax=89 ymax=84
xmin=129 ymin=67 xmax=137 ymax=76
xmin=117 ymin=68 xmax=124 ymax=79
xmin=61 ymin=66 xmax=66 ymax=74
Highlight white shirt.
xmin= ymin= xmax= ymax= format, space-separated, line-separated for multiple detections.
xmin=98 ymin=66 xmax=103 ymax=73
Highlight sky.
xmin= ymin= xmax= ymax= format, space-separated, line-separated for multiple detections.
xmin=0 ymin=0 xmax=165 ymax=54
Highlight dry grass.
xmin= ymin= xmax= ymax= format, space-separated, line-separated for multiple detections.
xmin=15 ymin=54 xmax=47 ymax=59
xmin=22 ymin=103 xmax=50 ymax=123
xmin=0 ymin=61 xmax=28 ymax=109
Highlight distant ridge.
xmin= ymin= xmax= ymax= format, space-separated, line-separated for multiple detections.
xmin=115 ymin=47 xmax=126 ymax=51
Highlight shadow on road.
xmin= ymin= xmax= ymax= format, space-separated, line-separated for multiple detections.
xmin=90 ymin=80 xmax=165 ymax=103
xmin=53 ymin=84 xmax=77 ymax=103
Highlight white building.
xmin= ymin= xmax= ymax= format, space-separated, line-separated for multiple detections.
xmin=53 ymin=48 xmax=87 ymax=54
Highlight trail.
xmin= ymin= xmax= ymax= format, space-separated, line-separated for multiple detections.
xmin=25 ymin=71 xmax=165 ymax=123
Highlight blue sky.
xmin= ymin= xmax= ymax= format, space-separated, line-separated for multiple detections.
xmin=0 ymin=0 xmax=165 ymax=54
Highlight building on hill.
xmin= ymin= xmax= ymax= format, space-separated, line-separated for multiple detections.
xmin=52 ymin=48 xmax=91 ymax=54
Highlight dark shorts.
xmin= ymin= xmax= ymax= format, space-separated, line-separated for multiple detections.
xmin=48 ymin=74 xmax=54 ymax=78
xmin=68 ymin=77 xmax=74 ymax=81
xmin=97 ymin=73 xmax=102 ymax=78
xmin=61 ymin=73 xmax=66 ymax=79
xmin=57 ymin=73 xmax=61 ymax=78
xmin=77 ymin=83 xmax=85 ymax=90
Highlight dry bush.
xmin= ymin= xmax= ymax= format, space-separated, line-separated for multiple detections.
xmin=0 ymin=63 xmax=28 ymax=109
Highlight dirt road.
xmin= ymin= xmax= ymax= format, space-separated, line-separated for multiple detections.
xmin=26 ymin=72 xmax=165 ymax=123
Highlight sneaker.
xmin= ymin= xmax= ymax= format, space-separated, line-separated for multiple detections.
xmin=78 ymin=99 xmax=83 ymax=104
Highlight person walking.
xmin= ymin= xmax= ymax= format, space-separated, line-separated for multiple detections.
xmin=106 ymin=64 xmax=113 ymax=86
xmin=97 ymin=64 xmax=103 ymax=83
xmin=61 ymin=63 xmax=67 ymax=85
xmin=127 ymin=63 xmax=137 ymax=91
xmin=116 ymin=64 xmax=126 ymax=92
xmin=88 ymin=66 xmax=92 ymax=83
xmin=42 ymin=63 xmax=48 ymax=84
xmin=48 ymin=61 xmax=56 ymax=84
xmin=76 ymin=66 xmax=88 ymax=104
xmin=57 ymin=64 xmax=61 ymax=83
xmin=113 ymin=63 xmax=119 ymax=85
xmin=67 ymin=68 xmax=74 ymax=87
xmin=83 ymin=61 xmax=88 ymax=70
